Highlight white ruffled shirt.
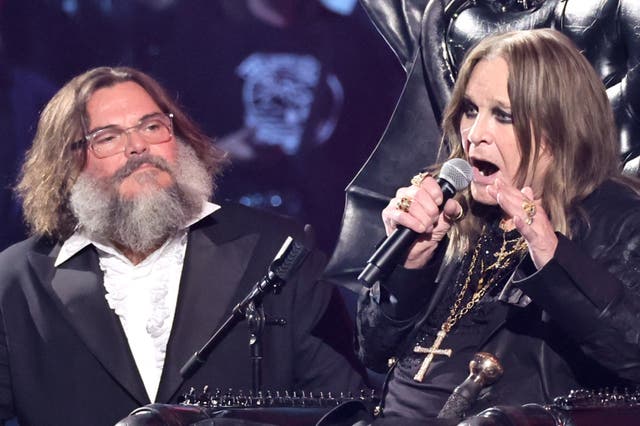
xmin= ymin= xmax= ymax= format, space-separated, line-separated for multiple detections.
xmin=55 ymin=202 xmax=220 ymax=402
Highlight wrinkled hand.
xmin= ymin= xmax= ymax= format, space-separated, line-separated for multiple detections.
xmin=382 ymin=175 xmax=463 ymax=269
xmin=486 ymin=174 xmax=558 ymax=269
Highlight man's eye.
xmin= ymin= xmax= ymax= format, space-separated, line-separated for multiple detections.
xmin=495 ymin=109 xmax=513 ymax=123
xmin=142 ymin=121 xmax=162 ymax=133
xmin=94 ymin=133 xmax=119 ymax=145
xmin=462 ymin=100 xmax=477 ymax=118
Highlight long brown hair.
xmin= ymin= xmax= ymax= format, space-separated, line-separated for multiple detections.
xmin=16 ymin=66 xmax=227 ymax=240
xmin=441 ymin=29 xmax=625 ymax=256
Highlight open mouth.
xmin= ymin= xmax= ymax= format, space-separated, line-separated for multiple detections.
xmin=471 ymin=159 xmax=499 ymax=177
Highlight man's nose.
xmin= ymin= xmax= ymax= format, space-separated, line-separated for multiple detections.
xmin=124 ymin=130 xmax=149 ymax=156
xmin=466 ymin=115 xmax=492 ymax=146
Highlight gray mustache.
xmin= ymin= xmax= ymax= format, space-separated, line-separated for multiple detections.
xmin=112 ymin=155 xmax=173 ymax=182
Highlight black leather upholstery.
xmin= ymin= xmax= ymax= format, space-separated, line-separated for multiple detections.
xmin=422 ymin=0 xmax=640 ymax=172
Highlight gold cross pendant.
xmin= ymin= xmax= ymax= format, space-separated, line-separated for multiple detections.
xmin=412 ymin=330 xmax=453 ymax=382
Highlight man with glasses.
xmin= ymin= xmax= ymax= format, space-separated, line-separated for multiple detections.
xmin=0 ymin=67 xmax=365 ymax=426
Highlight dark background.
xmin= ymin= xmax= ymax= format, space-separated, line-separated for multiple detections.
xmin=0 ymin=0 xmax=404 ymax=254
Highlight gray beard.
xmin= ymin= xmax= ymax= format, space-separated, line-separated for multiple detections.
xmin=69 ymin=142 xmax=213 ymax=254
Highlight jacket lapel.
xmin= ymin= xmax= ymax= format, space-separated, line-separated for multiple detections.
xmin=28 ymin=246 xmax=149 ymax=405
xmin=156 ymin=224 xmax=260 ymax=402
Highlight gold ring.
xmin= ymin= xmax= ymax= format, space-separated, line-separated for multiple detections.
xmin=445 ymin=206 xmax=465 ymax=222
xmin=411 ymin=171 xmax=431 ymax=187
xmin=396 ymin=196 xmax=412 ymax=213
xmin=522 ymin=199 xmax=536 ymax=225
xmin=453 ymin=207 xmax=465 ymax=221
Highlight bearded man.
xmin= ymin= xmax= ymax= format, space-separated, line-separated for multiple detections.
xmin=0 ymin=67 xmax=365 ymax=426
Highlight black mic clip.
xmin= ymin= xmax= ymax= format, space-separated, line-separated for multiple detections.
xmin=247 ymin=235 xmax=310 ymax=298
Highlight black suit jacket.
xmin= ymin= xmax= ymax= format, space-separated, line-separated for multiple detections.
xmin=0 ymin=204 xmax=365 ymax=426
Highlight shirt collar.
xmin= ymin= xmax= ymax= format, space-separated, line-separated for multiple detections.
xmin=54 ymin=201 xmax=220 ymax=267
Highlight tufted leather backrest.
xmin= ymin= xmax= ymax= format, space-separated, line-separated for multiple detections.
xmin=422 ymin=0 xmax=640 ymax=174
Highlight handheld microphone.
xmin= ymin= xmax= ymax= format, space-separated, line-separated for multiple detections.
xmin=358 ymin=158 xmax=472 ymax=287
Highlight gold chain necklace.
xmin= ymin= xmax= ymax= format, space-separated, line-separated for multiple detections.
xmin=413 ymin=227 xmax=527 ymax=382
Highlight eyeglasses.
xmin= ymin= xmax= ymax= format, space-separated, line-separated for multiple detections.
xmin=74 ymin=112 xmax=174 ymax=158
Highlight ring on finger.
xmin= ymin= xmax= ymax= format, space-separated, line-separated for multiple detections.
xmin=453 ymin=206 xmax=464 ymax=221
xmin=445 ymin=206 xmax=465 ymax=222
xmin=411 ymin=171 xmax=431 ymax=187
xmin=522 ymin=199 xmax=536 ymax=225
xmin=396 ymin=196 xmax=413 ymax=213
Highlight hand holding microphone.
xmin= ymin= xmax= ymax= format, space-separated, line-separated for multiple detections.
xmin=359 ymin=158 xmax=472 ymax=287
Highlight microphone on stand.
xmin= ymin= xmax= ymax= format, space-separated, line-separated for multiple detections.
xmin=358 ymin=158 xmax=473 ymax=287
xmin=179 ymin=232 xmax=310 ymax=381
xmin=437 ymin=352 xmax=504 ymax=420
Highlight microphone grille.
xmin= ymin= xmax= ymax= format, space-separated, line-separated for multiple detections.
xmin=440 ymin=158 xmax=473 ymax=191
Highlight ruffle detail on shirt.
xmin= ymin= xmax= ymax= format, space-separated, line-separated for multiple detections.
xmin=100 ymin=231 xmax=188 ymax=370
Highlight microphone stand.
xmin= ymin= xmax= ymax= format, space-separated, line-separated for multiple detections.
xmin=179 ymin=236 xmax=310 ymax=394
xmin=179 ymin=280 xmax=273 ymax=391
xmin=246 ymin=301 xmax=265 ymax=393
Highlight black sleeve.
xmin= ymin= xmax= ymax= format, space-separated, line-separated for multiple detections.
xmin=356 ymin=245 xmax=446 ymax=372
xmin=0 ymin=309 xmax=14 ymax=422
xmin=514 ymin=220 xmax=640 ymax=382
xmin=0 ymin=248 xmax=17 ymax=422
